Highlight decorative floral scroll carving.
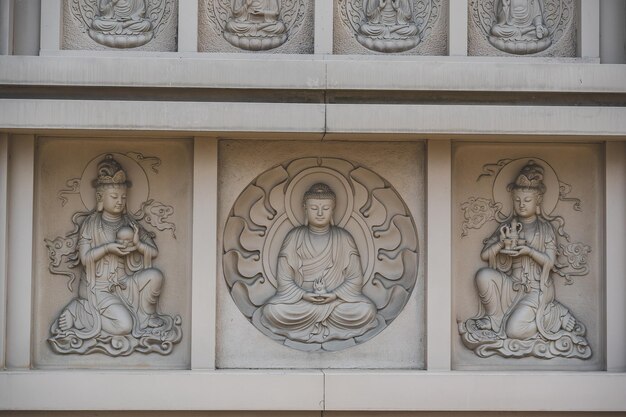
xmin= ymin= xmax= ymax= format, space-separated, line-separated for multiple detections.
xmin=223 ymin=157 xmax=419 ymax=352
xmin=57 ymin=178 xmax=82 ymax=207
xmin=460 ymin=197 xmax=503 ymax=237
xmin=70 ymin=0 xmax=174 ymax=48
xmin=47 ymin=153 xmax=181 ymax=356
xmin=207 ymin=0 xmax=306 ymax=51
xmin=126 ymin=152 xmax=162 ymax=174
xmin=470 ymin=0 xmax=574 ymax=55
xmin=338 ymin=0 xmax=441 ymax=53
xmin=459 ymin=158 xmax=592 ymax=360
xmin=134 ymin=199 xmax=176 ymax=239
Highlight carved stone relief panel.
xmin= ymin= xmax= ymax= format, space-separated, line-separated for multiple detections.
xmin=33 ymin=138 xmax=192 ymax=368
xmin=334 ymin=0 xmax=448 ymax=55
xmin=468 ymin=0 xmax=576 ymax=56
xmin=452 ymin=143 xmax=604 ymax=371
xmin=63 ymin=0 xmax=178 ymax=51
xmin=199 ymin=0 xmax=313 ymax=53
xmin=218 ymin=141 xmax=425 ymax=368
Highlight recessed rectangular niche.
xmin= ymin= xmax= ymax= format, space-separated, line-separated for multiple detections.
xmin=217 ymin=140 xmax=426 ymax=369
xmin=468 ymin=0 xmax=577 ymax=57
xmin=33 ymin=137 xmax=192 ymax=369
xmin=198 ymin=0 xmax=314 ymax=53
xmin=333 ymin=0 xmax=448 ymax=55
xmin=62 ymin=0 xmax=178 ymax=51
xmin=452 ymin=143 xmax=604 ymax=371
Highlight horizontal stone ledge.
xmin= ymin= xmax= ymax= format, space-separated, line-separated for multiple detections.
xmin=1 ymin=55 xmax=625 ymax=93
xmin=326 ymin=104 xmax=626 ymax=137
xmin=323 ymin=371 xmax=626 ymax=411
xmin=2 ymin=101 xmax=625 ymax=138
xmin=0 ymin=370 xmax=325 ymax=410
xmin=1 ymin=370 xmax=625 ymax=411
xmin=2 ymin=86 xmax=625 ymax=108
xmin=0 ymin=100 xmax=326 ymax=135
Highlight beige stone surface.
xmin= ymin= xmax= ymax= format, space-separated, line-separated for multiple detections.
xmin=217 ymin=140 xmax=425 ymax=368
xmin=62 ymin=0 xmax=179 ymax=51
xmin=198 ymin=0 xmax=314 ymax=53
xmin=452 ymin=143 xmax=604 ymax=370
xmin=32 ymin=137 xmax=192 ymax=368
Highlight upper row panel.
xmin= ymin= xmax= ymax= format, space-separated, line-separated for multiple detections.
xmin=62 ymin=0 xmax=576 ymax=57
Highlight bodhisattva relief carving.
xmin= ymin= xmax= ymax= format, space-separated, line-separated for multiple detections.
xmin=206 ymin=0 xmax=305 ymax=51
xmin=459 ymin=159 xmax=592 ymax=359
xmin=338 ymin=0 xmax=441 ymax=53
xmin=70 ymin=0 xmax=174 ymax=48
xmin=46 ymin=153 xmax=182 ymax=356
xmin=223 ymin=158 xmax=419 ymax=352
xmin=470 ymin=0 xmax=574 ymax=55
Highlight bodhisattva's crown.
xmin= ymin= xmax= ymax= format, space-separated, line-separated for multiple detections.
xmin=507 ymin=160 xmax=546 ymax=194
xmin=92 ymin=154 xmax=132 ymax=187
xmin=303 ymin=183 xmax=336 ymax=203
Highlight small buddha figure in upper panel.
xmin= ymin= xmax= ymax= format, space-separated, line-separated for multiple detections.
xmin=336 ymin=0 xmax=445 ymax=54
xmin=223 ymin=0 xmax=288 ymax=51
xmin=89 ymin=0 xmax=155 ymax=47
xmin=488 ymin=0 xmax=551 ymax=54
xmin=356 ymin=0 xmax=420 ymax=53
xmin=67 ymin=0 xmax=176 ymax=49
xmin=469 ymin=0 xmax=576 ymax=56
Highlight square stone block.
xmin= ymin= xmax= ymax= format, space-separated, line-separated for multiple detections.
xmin=33 ymin=137 xmax=192 ymax=369
xmin=199 ymin=0 xmax=314 ymax=53
xmin=217 ymin=140 xmax=425 ymax=368
xmin=468 ymin=0 xmax=577 ymax=57
xmin=334 ymin=0 xmax=448 ymax=55
xmin=452 ymin=143 xmax=604 ymax=370
xmin=62 ymin=0 xmax=179 ymax=51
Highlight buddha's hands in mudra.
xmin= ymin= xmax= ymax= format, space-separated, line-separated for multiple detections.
xmin=303 ymin=292 xmax=338 ymax=304
xmin=106 ymin=224 xmax=141 ymax=256
xmin=507 ymin=245 xmax=533 ymax=257
xmin=106 ymin=242 xmax=137 ymax=257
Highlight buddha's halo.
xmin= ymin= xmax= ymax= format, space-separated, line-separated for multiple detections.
xmin=493 ymin=157 xmax=560 ymax=217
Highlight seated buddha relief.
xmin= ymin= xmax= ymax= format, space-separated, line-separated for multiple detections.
xmin=223 ymin=157 xmax=419 ymax=352
xmin=488 ymin=0 xmax=551 ymax=54
xmin=356 ymin=0 xmax=420 ymax=53
xmin=223 ymin=0 xmax=288 ymax=51
xmin=89 ymin=0 xmax=155 ymax=48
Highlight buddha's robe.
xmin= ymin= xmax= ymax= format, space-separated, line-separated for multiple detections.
xmin=491 ymin=0 xmax=545 ymax=39
xmin=260 ymin=226 xmax=377 ymax=343
xmin=360 ymin=0 xmax=418 ymax=38
xmin=91 ymin=0 xmax=153 ymax=34
xmin=52 ymin=212 xmax=163 ymax=340
xmin=474 ymin=217 xmax=584 ymax=344
xmin=225 ymin=0 xmax=286 ymax=36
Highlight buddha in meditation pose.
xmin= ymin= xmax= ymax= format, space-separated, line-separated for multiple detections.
xmin=460 ymin=161 xmax=590 ymax=358
xmin=223 ymin=0 xmax=288 ymax=51
xmin=259 ymin=183 xmax=378 ymax=344
xmin=488 ymin=0 xmax=551 ymax=54
xmin=49 ymin=154 xmax=181 ymax=355
xmin=89 ymin=0 xmax=154 ymax=48
xmin=357 ymin=0 xmax=420 ymax=53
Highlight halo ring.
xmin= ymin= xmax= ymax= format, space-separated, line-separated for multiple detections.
xmin=79 ymin=153 xmax=149 ymax=213
xmin=493 ymin=157 xmax=559 ymax=216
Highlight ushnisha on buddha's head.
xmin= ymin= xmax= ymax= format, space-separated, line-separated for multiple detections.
xmin=302 ymin=183 xmax=336 ymax=229
xmin=507 ymin=160 xmax=546 ymax=220
xmin=93 ymin=154 xmax=132 ymax=216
